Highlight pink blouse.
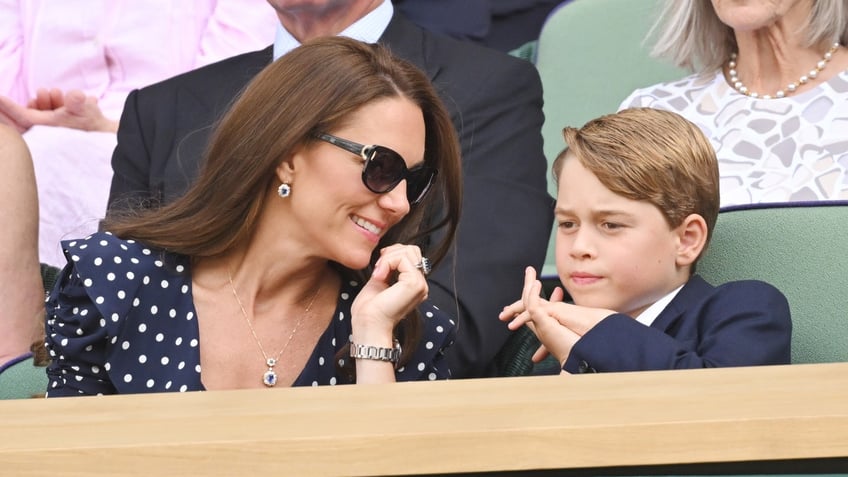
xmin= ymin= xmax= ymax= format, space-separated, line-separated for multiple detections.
xmin=0 ymin=0 xmax=278 ymax=117
xmin=0 ymin=1 xmax=278 ymax=267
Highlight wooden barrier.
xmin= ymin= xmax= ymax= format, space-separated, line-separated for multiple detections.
xmin=1 ymin=363 xmax=847 ymax=476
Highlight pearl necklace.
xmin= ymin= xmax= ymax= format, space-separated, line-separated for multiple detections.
xmin=228 ymin=268 xmax=322 ymax=387
xmin=728 ymin=42 xmax=841 ymax=99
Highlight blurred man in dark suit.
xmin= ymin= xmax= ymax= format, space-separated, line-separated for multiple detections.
xmin=394 ymin=0 xmax=564 ymax=52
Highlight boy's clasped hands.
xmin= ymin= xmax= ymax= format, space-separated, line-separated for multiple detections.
xmin=499 ymin=266 xmax=613 ymax=370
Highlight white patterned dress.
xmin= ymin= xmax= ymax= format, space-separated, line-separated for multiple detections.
xmin=620 ymin=69 xmax=848 ymax=206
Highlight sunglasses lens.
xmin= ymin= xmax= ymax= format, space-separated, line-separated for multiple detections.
xmin=362 ymin=146 xmax=436 ymax=205
xmin=406 ymin=167 xmax=436 ymax=205
xmin=364 ymin=147 xmax=406 ymax=193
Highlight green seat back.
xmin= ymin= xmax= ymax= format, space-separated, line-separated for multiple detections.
xmin=507 ymin=40 xmax=537 ymax=63
xmin=0 ymin=356 xmax=46 ymax=399
xmin=698 ymin=203 xmax=848 ymax=364
xmin=535 ymin=0 xmax=688 ymax=277
xmin=0 ymin=263 xmax=61 ymax=399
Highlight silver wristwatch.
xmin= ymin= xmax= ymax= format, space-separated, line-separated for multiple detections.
xmin=350 ymin=339 xmax=402 ymax=365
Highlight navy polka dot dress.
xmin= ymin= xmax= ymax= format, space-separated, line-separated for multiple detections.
xmin=45 ymin=232 xmax=456 ymax=396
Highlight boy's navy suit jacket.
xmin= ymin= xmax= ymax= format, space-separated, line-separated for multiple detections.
xmin=564 ymin=275 xmax=792 ymax=373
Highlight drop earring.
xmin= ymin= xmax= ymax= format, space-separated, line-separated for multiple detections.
xmin=277 ymin=182 xmax=291 ymax=198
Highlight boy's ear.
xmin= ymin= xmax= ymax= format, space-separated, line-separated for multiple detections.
xmin=675 ymin=213 xmax=708 ymax=268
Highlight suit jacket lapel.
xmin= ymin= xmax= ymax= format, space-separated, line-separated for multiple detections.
xmin=651 ymin=275 xmax=714 ymax=332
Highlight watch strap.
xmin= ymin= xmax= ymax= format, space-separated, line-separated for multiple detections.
xmin=350 ymin=339 xmax=402 ymax=364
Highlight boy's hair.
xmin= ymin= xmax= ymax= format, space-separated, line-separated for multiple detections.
xmin=553 ymin=107 xmax=719 ymax=260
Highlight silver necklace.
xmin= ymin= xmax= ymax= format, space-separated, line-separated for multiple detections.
xmin=728 ymin=42 xmax=841 ymax=99
xmin=227 ymin=268 xmax=322 ymax=387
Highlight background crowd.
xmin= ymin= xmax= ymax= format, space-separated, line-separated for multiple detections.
xmin=1 ymin=0 xmax=845 ymax=398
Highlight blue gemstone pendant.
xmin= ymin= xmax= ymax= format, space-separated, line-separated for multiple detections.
xmin=263 ymin=358 xmax=278 ymax=387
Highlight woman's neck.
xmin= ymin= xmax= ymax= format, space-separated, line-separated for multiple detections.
xmin=194 ymin=245 xmax=335 ymax=315
xmin=729 ymin=26 xmax=845 ymax=98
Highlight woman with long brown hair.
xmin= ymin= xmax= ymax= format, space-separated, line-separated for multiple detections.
xmin=44 ymin=36 xmax=462 ymax=395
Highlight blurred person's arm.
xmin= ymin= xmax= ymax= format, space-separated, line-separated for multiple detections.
xmin=0 ymin=124 xmax=44 ymax=367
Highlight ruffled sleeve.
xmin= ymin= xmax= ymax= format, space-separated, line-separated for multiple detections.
xmin=45 ymin=250 xmax=120 ymax=396
xmin=45 ymin=232 xmax=194 ymax=396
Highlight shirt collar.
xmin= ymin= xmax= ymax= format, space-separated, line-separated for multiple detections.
xmin=273 ymin=0 xmax=393 ymax=60
xmin=634 ymin=284 xmax=684 ymax=327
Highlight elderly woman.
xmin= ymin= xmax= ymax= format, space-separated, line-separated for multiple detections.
xmin=44 ymin=36 xmax=462 ymax=395
xmin=621 ymin=0 xmax=848 ymax=206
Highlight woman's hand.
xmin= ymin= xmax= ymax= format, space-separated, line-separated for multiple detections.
xmin=351 ymin=244 xmax=429 ymax=383
xmin=351 ymin=243 xmax=428 ymax=341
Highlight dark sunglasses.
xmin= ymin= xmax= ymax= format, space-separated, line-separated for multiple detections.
xmin=316 ymin=133 xmax=437 ymax=205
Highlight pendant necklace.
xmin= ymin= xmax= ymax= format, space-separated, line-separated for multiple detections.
xmin=227 ymin=268 xmax=322 ymax=387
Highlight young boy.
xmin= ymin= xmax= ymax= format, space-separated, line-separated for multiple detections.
xmin=500 ymin=108 xmax=791 ymax=373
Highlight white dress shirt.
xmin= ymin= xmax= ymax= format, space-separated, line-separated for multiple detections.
xmin=635 ymin=284 xmax=684 ymax=327
xmin=273 ymin=0 xmax=393 ymax=60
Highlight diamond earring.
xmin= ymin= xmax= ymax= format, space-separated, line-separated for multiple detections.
xmin=277 ymin=183 xmax=291 ymax=198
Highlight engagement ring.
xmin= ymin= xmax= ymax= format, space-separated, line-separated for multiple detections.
xmin=416 ymin=257 xmax=432 ymax=275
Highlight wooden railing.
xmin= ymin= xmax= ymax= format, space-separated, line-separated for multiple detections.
xmin=2 ymin=363 xmax=847 ymax=476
